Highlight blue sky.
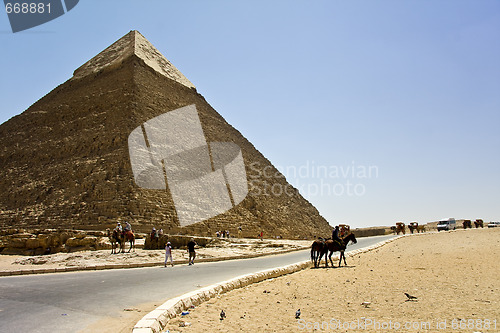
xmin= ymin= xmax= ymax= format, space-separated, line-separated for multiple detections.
xmin=1 ymin=1 xmax=499 ymax=228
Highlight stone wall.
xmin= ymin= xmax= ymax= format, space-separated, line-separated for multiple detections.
xmin=352 ymin=227 xmax=392 ymax=238
xmin=0 ymin=229 xmax=112 ymax=255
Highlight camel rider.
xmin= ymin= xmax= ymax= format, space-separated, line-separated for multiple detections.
xmin=332 ymin=225 xmax=344 ymax=247
xmin=116 ymin=222 xmax=123 ymax=233
xmin=124 ymin=221 xmax=132 ymax=232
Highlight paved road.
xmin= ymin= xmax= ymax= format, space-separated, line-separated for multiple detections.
xmin=0 ymin=234 xmax=396 ymax=332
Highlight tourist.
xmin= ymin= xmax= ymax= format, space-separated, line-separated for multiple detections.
xmin=164 ymin=242 xmax=173 ymax=267
xmin=187 ymin=238 xmax=197 ymax=265
xmin=124 ymin=221 xmax=132 ymax=232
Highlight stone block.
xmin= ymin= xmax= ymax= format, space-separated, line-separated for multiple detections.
xmin=134 ymin=317 xmax=160 ymax=332
xmin=132 ymin=329 xmax=153 ymax=333
xmin=9 ymin=238 xmax=27 ymax=248
xmin=25 ymin=238 xmax=41 ymax=249
xmin=180 ymin=296 xmax=193 ymax=309
xmin=143 ymin=309 xmax=166 ymax=320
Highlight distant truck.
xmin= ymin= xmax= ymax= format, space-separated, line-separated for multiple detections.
xmin=437 ymin=218 xmax=456 ymax=231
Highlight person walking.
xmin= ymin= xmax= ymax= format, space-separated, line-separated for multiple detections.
xmin=187 ymin=238 xmax=197 ymax=265
xmin=164 ymin=241 xmax=174 ymax=267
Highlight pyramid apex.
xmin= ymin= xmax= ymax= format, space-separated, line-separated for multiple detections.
xmin=72 ymin=30 xmax=195 ymax=89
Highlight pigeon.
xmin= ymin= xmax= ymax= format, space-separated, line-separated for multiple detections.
xmin=220 ymin=309 xmax=226 ymax=321
xmin=295 ymin=309 xmax=301 ymax=319
xmin=404 ymin=293 xmax=418 ymax=301
xmin=361 ymin=301 xmax=371 ymax=308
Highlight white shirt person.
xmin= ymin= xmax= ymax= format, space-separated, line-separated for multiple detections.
xmin=164 ymin=242 xmax=174 ymax=267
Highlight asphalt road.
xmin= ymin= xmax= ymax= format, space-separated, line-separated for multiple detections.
xmin=0 ymin=234 xmax=396 ymax=332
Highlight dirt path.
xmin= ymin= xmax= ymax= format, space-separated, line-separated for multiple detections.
xmin=163 ymin=228 xmax=499 ymax=332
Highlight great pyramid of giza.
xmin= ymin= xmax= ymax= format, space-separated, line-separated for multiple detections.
xmin=0 ymin=30 xmax=332 ymax=238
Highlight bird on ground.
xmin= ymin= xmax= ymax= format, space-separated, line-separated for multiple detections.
xmin=220 ymin=310 xmax=226 ymax=321
xmin=404 ymin=293 xmax=418 ymax=301
xmin=295 ymin=309 xmax=301 ymax=319
xmin=361 ymin=301 xmax=371 ymax=308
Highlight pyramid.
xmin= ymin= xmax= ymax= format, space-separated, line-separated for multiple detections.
xmin=0 ymin=30 xmax=332 ymax=238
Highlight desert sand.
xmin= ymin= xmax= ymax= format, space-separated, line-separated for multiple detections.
xmin=163 ymin=228 xmax=499 ymax=333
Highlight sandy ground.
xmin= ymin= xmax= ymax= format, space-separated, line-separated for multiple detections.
xmin=0 ymin=237 xmax=311 ymax=272
xmin=163 ymin=228 xmax=500 ymax=333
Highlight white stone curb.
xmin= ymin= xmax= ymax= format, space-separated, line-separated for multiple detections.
xmin=132 ymin=235 xmax=406 ymax=333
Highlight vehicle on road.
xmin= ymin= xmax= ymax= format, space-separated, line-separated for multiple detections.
xmin=437 ymin=218 xmax=456 ymax=231
xmin=488 ymin=221 xmax=500 ymax=228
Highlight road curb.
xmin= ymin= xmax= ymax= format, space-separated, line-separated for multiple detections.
xmin=133 ymin=235 xmax=404 ymax=333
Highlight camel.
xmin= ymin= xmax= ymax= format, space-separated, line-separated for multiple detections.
xmin=408 ymin=222 xmax=418 ymax=234
xmin=416 ymin=225 xmax=425 ymax=233
xmin=395 ymin=222 xmax=406 ymax=235
xmin=106 ymin=228 xmax=121 ymax=254
xmin=120 ymin=230 xmax=135 ymax=253
xmin=338 ymin=224 xmax=350 ymax=237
